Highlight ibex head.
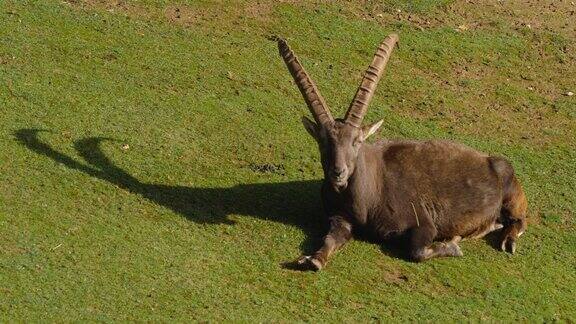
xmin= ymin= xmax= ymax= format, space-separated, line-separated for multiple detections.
xmin=279 ymin=34 xmax=398 ymax=192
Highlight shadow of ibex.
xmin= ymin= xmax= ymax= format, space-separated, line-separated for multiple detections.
xmin=15 ymin=129 xmax=326 ymax=254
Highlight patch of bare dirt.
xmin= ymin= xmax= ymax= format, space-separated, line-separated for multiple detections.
xmin=164 ymin=5 xmax=197 ymax=27
xmin=165 ymin=1 xmax=303 ymax=29
xmin=382 ymin=268 xmax=409 ymax=285
xmin=63 ymin=0 xmax=152 ymax=19
xmin=244 ymin=1 xmax=274 ymax=22
xmin=62 ymin=0 xmax=313 ymax=34
xmin=340 ymin=1 xmax=450 ymax=30
xmin=342 ymin=0 xmax=576 ymax=37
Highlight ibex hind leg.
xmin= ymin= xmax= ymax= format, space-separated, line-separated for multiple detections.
xmin=499 ymin=176 xmax=528 ymax=254
xmin=409 ymin=223 xmax=463 ymax=262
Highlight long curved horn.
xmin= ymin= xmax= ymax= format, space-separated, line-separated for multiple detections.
xmin=278 ymin=38 xmax=334 ymax=126
xmin=345 ymin=34 xmax=398 ymax=127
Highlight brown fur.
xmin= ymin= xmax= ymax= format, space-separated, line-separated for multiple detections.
xmin=279 ymin=36 xmax=528 ymax=270
xmin=298 ymin=123 xmax=528 ymax=269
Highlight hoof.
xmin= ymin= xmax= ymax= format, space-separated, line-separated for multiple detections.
xmin=501 ymin=237 xmax=516 ymax=254
xmin=493 ymin=223 xmax=504 ymax=231
xmin=446 ymin=242 xmax=463 ymax=257
xmin=296 ymin=255 xmax=323 ymax=271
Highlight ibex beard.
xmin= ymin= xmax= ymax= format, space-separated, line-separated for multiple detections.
xmin=278 ymin=34 xmax=528 ymax=271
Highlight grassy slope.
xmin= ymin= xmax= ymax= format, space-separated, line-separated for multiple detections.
xmin=1 ymin=0 xmax=575 ymax=321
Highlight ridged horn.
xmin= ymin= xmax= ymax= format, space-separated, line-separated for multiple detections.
xmin=345 ymin=34 xmax=398 ymax=127
xmin=278 ymin=38 xmax=334 ymax=126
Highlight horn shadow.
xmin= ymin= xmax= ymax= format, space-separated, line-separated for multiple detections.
xmin=14 ymin=129 xmax=327 ymax=256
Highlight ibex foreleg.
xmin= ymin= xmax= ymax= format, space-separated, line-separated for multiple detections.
xmin=296 ymin=216 xmax=352 ymax=271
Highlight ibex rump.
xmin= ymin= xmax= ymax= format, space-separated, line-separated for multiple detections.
xmin=278 ymin=34 xmax=527 ymax=270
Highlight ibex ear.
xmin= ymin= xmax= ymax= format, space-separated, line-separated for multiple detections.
xmin=361 ymin=119 xmax=383 ymax=141
xmin=301 ymin=116 xmax=320 ymax=140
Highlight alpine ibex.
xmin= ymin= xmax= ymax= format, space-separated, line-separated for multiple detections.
xmin=278 ymin=34 xmax=527 ymax=270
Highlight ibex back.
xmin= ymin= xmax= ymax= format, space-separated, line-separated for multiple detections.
xmin=278 ymin=34 xmax=527 ymax=271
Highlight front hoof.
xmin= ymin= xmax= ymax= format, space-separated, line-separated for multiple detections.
xmin=443 ymin=242 xmax=463 ymax=257
xmin=450 ymin=244 xmax=464 ymax=257
xmin=296 ymin=255 xmax=323 ymax=271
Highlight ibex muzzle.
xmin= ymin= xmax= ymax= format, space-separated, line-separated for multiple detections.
xmin=279 ymin=35 xmax=528 ymax=271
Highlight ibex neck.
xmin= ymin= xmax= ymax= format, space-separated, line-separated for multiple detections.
xmin=349 ymin=143 xmax=380 ymax=192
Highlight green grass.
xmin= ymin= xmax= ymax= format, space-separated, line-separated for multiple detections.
xmin=1 ymin=0 xmax=575 ymax=321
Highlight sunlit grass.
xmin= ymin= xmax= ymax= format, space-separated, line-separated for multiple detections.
xmin=1 ymin=0 xmax=574 ymax=321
